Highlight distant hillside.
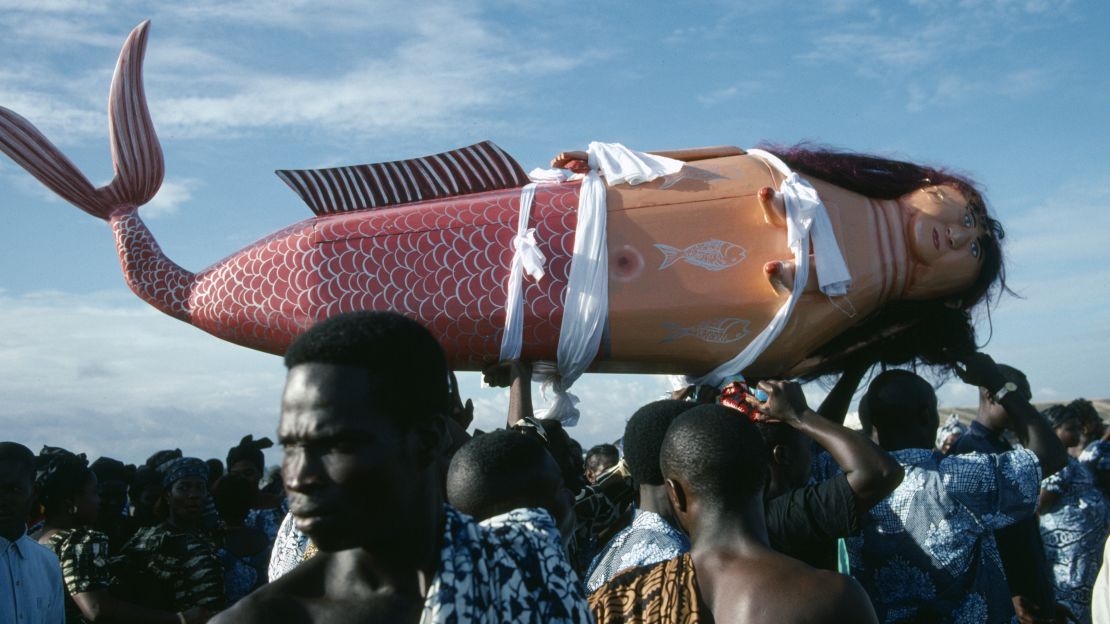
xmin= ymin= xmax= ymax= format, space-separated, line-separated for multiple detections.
xmin=941 ymin=398 xmax=1110 ymax=427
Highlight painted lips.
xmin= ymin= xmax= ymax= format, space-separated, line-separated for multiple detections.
xmin=933 ymin=227 xmax=940 ymax=250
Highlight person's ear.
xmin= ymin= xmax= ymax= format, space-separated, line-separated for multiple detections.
xmin=771 ymin=444 xmax=789 ymax=466
xmin=665 ymin=478 xmax=687 ymax=514
xmin=415 ymin=414 xmax=449 ymax=469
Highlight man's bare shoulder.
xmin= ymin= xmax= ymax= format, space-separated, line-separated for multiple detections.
xmin=789 ymin=568 xmax=877 ymax=624
xmin=211 ymin=557 xmax=326 ymax=624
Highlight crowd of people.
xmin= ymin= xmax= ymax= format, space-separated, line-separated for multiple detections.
xmin=2 ymin=310 xmax=1108 ymax=623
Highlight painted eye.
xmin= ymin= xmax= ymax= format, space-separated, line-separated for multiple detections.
xmin=970 ymin=241 xmax=980 ymax=258
xmin=963 ymin=213 xmax=973 ymax=228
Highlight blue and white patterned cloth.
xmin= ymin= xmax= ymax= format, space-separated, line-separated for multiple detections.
xmin=583 ymin=509 xmax=690 ymax=592
xmin=421 ymin=505 xmax=591 ymax=623
xmin=266 ymin=512 xmax=309 ymax=582
xmin=1040 ymin=457 xmax=1110 ymax=624
xmin=846 ymin=447 xmax=1041 ymax=623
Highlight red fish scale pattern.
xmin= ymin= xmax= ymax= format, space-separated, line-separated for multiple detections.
xmin=108 ymin=184 xmax=580 ymax=366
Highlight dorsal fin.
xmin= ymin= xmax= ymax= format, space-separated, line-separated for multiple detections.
xmin=275 ymin=140 xmax=529 ymax=216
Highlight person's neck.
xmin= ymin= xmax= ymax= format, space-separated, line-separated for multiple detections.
xmin=688 ymin=498 xmax=769 ymax=556
xmin=638 ymin=485 xmax=679 ymax=528
xmin=167 ymin=514 xmax=199 ymax=532
xmin=345 ymin=470 xmax=447 ymax=597
xmin=878 ymin=431 xmax=928 ymax=453
xmin=875 ymin=197 xmax=911 ymax=301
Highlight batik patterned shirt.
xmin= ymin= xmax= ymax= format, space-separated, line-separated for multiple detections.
xmin=584 ymin=509 xmax=690 ymax=592
xmin=267 ymin=512 xmax=309 ymax=582
xmin=40 ymin=528 xmax=110 ymax=624
xmin=115 ymin=523 xmax=225 ymax=612
xmin=847 ymin=447 xmax=1040 ymax=623
xmin=1039 ymin=457 xmax=1110 ymax=624
xmin=420 ymin=506 xmax=591 ymax=624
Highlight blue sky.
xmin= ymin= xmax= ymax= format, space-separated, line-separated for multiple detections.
xmin=1 ymin=0 xmax=1107 ymax=467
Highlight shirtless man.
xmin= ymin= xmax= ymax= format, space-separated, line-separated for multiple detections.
xmin=589 ymin=399 xmax=877 ymax=624
xmin=216 ymin=311 xmax=589 ymax=624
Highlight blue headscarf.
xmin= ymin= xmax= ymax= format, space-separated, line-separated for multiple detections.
xmin=160 ymin=457 xmax=208 ymax=490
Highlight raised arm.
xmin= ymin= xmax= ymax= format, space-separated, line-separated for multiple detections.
xmin=482 ymin=360 xmax=532 ymax=428
xmin=816 ymin=363 xmax=870 ymax=425
xmin=954 ymin=353 xmax=1068 ymax=477
xmin=752 ymin=380 xmax=904 ymax=510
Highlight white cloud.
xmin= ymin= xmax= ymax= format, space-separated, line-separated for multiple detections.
xmin=143 ymin=178 xmax=198 ymax=219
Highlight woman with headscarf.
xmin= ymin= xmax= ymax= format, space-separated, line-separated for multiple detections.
xmin=33 ymin=447 xmax=208 ymax=623
xmin=1039 ymin=405 xmax=1110 ymax=624
xmin=114 ymin=457 xmax=224 ymax=622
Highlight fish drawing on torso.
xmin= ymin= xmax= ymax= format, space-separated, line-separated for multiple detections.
xmin=654 ymin=239 xmax=746 ymax=271
xmin=660 ymin=318 xmax=751 ymax=344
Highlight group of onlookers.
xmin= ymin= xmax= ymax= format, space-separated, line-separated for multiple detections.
xmin=2 ymin=310 xmax=1108 ymax=623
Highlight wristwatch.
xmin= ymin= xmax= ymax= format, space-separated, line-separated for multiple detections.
xmin=993 ymin=382 xmax=1018 ymax=402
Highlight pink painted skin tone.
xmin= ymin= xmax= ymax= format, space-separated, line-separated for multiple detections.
xmin=0 ymin=22 xmax=989 ymax=380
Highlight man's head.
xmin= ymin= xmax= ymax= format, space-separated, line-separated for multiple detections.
xmin=584 ymin=444 xmax=620 ymax=484
xmin=213 ymin=473 xmax=257 ymax=526
xmin=862 ymin=369 xmax=939 ymax=451
xmin=279 ymin=311 xmax=451 ymax=553
xmin=0 ymin=442 xmax=36 ymax=540
xmin=661 ymin=404 xmax=769 ymax=535
xmin=756 ymin=422 xmax=811 ymax=496
xmin=446 ymin=430 xmax=574 ymax=542
xmin=535 ymin=419 xmax=586 ymax=494
xmin=622 ymin=400 xmax=694 ymax=489
xmin=90 ymin=456 xmax=134 ymax=525
xmin=976 ymin=364 xmax=1032 ymax=432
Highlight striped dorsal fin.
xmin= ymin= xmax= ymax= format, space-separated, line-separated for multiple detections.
xmin=275 ymin=140 xmax=529 ymax=216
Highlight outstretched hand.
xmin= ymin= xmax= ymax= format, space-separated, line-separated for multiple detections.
xmin=448 ymin=370 xmax=474 ymax=430
xmin=952 ymin=352 xmax=1007 ymax=394
xmin=746 ymin=380 xmax=810 ymax=426
xmin=482 ymin=360 xmax=530 ymax=388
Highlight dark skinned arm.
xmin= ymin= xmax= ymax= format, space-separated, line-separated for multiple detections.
xmin=816 ymin=362 xmax=869 ymax=425
xmin=954 ymin=353 xmax=1068 ymax=477
xmin=482 ymin=360 xmax=532 ymax=427
xmin=72 ymin=591 xmax=209 ymax=623
xmin=752 ymin=380 xmax=904 ymax=510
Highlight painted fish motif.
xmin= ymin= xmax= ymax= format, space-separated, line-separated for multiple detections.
xmin=0 ymin=22 xmax=578 ymax=369
xmin=659 ymin=318 xmax=751 ymax=344
xmin=654 ymin=239 xmax=746 ymax=271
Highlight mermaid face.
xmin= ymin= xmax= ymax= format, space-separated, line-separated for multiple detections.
xmin=902 ymin=184 xmax=986 ymax=300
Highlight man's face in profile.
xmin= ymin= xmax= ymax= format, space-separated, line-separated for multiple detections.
xmin=279 ymin=363 xmax=421 ymax=552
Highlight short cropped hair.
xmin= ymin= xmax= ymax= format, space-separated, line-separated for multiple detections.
xmin=585 ymin=444 xmax=619 ymax=470
xmin=623 ymin=400 xmax=694 ymax=486
xmin=865 ymin=369 xmax=937 ymax=431
xmin=447 ymin=430 xmax=556 ymax=520
xmin=284 ymin=311 xmax=451 ymax=426
xmin=661 ymin=404 xmax=769 ymax=505
xmin=0 ymin=442 xmax=35 ymax=479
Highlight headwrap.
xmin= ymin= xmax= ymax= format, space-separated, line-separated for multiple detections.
xmin=1043 ymin=404 xmax=1078 ymax=429
xmin=91 ymin=456 xmax=136 ymax=485
xmin=145 ymin=448 xmax=182 ymax=470
xmin=35 ymin=446 xmax=91 ymax=510
xmin=226 ymin=434 xmax=274 ymax=473
xmin=935 ymin=414 xmax=967 ymax=449
xmin=160 ymin=457 xmax=209 ymax=490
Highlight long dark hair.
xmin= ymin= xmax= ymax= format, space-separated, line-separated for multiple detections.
xmin=761 ymin=143 xmax=1009 ymax=378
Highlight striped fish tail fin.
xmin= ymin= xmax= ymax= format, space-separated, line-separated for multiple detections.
xmin=275 ymin=140 xmax=530 ymax=216
xmin=100 ymin=20 xmax=164 ymax=210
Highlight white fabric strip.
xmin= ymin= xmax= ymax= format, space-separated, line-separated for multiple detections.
xmin=532 ymin=143 xmax=683 ymax=425
xmin=499 ymin=182 xmax=547 ymax=362
xmin=683 ymin=148 xmax=851 ymax=388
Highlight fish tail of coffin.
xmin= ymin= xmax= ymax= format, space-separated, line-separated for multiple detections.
xmin=1 ymin=21 xmax=193 ymax=322
xmin=0 ymin=21 xmax=164 ymax=219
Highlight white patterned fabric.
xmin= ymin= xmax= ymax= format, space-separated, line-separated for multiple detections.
xmin=846 ymin=447 xmax=1041 ymax=623
xmin=266 ymin=512 xmax=309 ymax=582
xmin=584 ymin=509 xmax=690 ymax=592
xmin=421 ymin=505 xmax=591 ymax=623
xmin=1040 ymin=457 xmax=1110 ymax=624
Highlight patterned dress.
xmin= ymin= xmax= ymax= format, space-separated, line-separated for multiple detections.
xmin=1080 ymin=440 xmax=1110 ymax=499
xmin=421 ymin=505 xmax=591 ymax=623
xmin=114 ymin=523 xmax=225 ymax=613
xmin=585 ymin=509 xmax=690 ymax=592
xmin=40 ymin=527 xmax=113 ymax=624
xmin=588 ymin=553 xmax=705 ymax=623
xmin=846 ymin=447 xmax=1041 ymax=623
xmin=1040 ymin=457 xmax=1110 ymax=623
